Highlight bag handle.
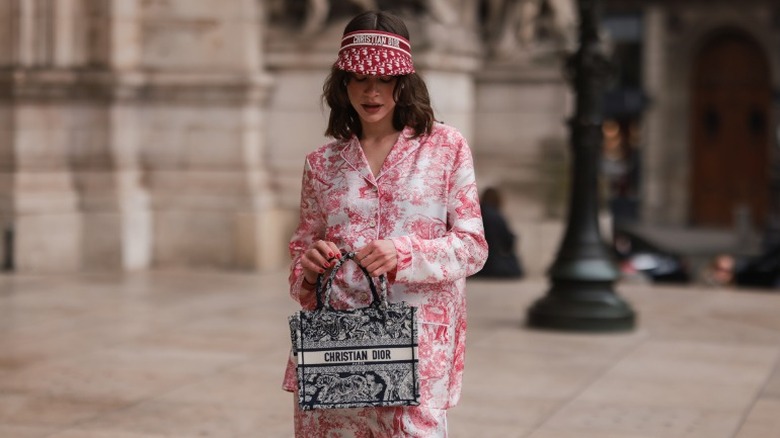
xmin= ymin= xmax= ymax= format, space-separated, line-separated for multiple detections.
xmin=315 ymin=252 xmax=388 ymax=311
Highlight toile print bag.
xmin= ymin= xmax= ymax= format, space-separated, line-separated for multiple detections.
xmin=288 ymin=252 xmax=420 ymax=410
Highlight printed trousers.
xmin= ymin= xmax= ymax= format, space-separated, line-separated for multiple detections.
xmin=293 ymin=396 xmax=448 ymax=437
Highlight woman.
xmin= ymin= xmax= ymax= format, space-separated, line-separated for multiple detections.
xmin=283 ymin=10 xmax=487 ymax=437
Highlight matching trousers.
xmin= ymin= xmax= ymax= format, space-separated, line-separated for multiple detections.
xmin=293 ymin=395 xmax=448 ymax=437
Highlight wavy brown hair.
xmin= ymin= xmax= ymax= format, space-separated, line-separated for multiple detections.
xmin=322 ymin=11 xmax=435 ymax=140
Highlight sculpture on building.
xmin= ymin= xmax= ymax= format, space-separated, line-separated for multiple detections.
xmin=265 ymin=0 xmax=484 ymax=58
xmin=266 ymin=0 xmax=380 ymax=36
xmin=267 ymin=0 xmax=485 ymax=38
xmin=267 ymin=0 xmax=378 ymax=35
xmin=302 ymin=0 xmax=379 ymax=35
xmin=426 ymin=0 xmax=482 ymax=27
xmin=481 ymin=0 xmax=576 ymax=61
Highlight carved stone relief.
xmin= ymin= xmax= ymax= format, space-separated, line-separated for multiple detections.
xmin=481 ymin=0 xmax=576 ymax=62
xmin=266 ymin=0 xmax=476 ymax=45
xmin=265 ymin=0 xmax=576 ymax=66
xmin=267 ymin=0 xmax=379 ymax=35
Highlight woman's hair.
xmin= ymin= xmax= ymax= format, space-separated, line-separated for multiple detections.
xmin=322 ymin=11 xmax=435 ymax=140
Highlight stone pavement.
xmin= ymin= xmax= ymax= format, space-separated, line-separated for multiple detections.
xmin=0 ymin=270 xmax=779 ymax=437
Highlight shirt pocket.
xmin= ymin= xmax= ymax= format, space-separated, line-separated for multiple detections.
xmin=418 ymin=303 xmax=455 ymax=393
xmin=418 ymin=320 xmax=455 ymax=407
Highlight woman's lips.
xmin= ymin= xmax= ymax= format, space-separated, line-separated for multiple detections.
xmin=362 ymin=103 xmax=382 ymax=114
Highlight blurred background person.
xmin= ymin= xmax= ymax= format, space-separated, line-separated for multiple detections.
xmin=474 ymin=187 xmax=525 ymax=278
xmin=699 ymin=253 xmax=736 ymax=288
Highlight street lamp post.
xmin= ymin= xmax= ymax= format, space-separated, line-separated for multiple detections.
xmin=526 ymin=0 xmax=636 ymax=331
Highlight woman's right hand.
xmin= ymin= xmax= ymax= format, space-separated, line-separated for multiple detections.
xmin=300 ymin=240 xmax=341 ymax=285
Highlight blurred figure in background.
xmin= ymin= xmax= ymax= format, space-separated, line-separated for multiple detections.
xmin=474 ymin=187 xmax=524 ymax=278
xmin=733 ymin=243 xmax=780 ymax=290
xmin=699 ymin=253 xmax=736 ymax=288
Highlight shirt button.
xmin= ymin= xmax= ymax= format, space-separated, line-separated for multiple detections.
xmin=369 ymin=220 xmax=377 ymax=228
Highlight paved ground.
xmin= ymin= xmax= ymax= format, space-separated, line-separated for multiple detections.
xmin=0 ymin=270 xmax=779 ymax=437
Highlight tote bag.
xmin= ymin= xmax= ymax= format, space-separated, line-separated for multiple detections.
xmin=289 ymin=252 xmax=420 ymax=410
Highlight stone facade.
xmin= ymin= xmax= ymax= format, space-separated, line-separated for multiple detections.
xmin=1 ymin=0 xmax=278 ymax=272
xmin=4 ymin=1 xmax=775 ymax=275
xmin=636 ymin=2 xmax=780 ymax=229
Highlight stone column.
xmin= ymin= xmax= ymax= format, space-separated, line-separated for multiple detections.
xmin=639 ymin=5 xmax=668 ymax=226
xmin=58 ymin=0 xmax=152 ymax=271
xmin=415 ymin=45 xmax=480 ymax=141
xmin=0 ymin=97 xmax=84 ymax=272
xmin=2 ymin=0 xmax=277 ymax=272
xmin=136 ymin=0 xmax=276 ymax=271
xmin=0 ymin=0 xmax=83 ymax=272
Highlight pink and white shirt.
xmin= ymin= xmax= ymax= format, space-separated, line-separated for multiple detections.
xmin=284 ymin=122 xmax=488 ymax=410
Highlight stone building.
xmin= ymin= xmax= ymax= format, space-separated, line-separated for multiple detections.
xmin=605 ymin=0 xmax=780 ymax=239
xmin=1 ymin=0 xmax=778 ymax=275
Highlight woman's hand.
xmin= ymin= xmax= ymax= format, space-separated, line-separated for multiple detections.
xmin=356 ymin=240 xmax=397 ymax=277
xmin=301 ymin=240 xmax=341 ymax=285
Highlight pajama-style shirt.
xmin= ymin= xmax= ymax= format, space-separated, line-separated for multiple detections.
xmin=283 ymin=122 xmax=487 ymax=431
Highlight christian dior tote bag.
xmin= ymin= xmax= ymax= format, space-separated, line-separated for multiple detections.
xmin=288 ymin=252 xmax=420 ymax=410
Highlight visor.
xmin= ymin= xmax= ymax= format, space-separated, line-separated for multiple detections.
xmin=335 ymin=30 xmax=415 ymax=76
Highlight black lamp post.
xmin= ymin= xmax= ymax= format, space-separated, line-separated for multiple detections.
xmin=526 ymin=0 xmax=635 ymax=331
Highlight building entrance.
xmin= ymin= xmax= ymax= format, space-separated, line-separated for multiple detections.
xmin=690 ymin=29 xmax=771 ymax=228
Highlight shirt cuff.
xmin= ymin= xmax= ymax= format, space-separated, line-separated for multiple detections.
xmin=296 ymin=276 xmax=319 ymax=310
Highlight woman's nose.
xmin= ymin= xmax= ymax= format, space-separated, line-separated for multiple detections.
xmin=363 ymin=79 xmax=379 ymax=93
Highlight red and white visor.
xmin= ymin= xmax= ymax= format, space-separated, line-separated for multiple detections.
xmin=335 ymin=31 xmax=415 ymax=76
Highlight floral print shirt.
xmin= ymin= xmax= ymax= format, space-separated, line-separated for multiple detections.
xmin=284 ymin=122 xmax=488 ymax=409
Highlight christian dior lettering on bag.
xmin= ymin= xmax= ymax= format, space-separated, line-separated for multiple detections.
xmin=288 ymin=252 xmax=420 ymax=410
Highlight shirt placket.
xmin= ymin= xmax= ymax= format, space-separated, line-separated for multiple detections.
xmin=367 ymin=181 xmax=380 ymax=238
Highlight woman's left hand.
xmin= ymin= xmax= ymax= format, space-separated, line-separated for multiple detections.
xmin=356 ymin=240 xmax=397 ymax=277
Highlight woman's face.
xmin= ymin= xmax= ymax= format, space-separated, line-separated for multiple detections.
xmin=346 ymin=74 xmax=398 ymax=130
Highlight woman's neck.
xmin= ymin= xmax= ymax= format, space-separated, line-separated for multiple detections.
xmin=359 ymin=124 xmax=401 ymax=177
xmin=361 ymin=121 xmax=399 ymax=144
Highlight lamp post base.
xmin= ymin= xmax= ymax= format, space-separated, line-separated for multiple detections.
xmin=527 ymin=281 xmax=636 ymax=332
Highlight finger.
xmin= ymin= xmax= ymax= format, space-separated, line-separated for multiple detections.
xmin=368 ymin=264 xmax=383 ymax=277
xmin=362 ymin=253 xmax=376 ymax=269
xmin=353 ymin=248 xmax=367 ymax=266
xmin=363 ymin=259 xmax=385 ymax=277
xmin=371 ymin=257 xmax=396 ymax=277
xmin=312 ymin=240 xmax=330 ymax=256
xmin=313 ymin=240 xmax=340 ymax=263
xmin=371 ymin=267 xmax=388 ymax=278
xmin=305 ymin=247 xmax=331 ymax=272
xmin=315 ymin=241 xmax=331 ymax=258
xmin=301 ymin=257 xmax=325 ymax=276
xmin=326 ymin=242 xmax=341 ymax=260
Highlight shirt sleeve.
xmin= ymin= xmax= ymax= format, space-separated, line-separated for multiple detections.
xmin=288 ymin=156 xmax=321 ymax=310
xmin=391 ymin=134 xmax=488 ymax=283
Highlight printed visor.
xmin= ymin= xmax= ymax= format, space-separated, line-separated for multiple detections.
xmin=335 ymin=31 xmax=415 ymax=76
